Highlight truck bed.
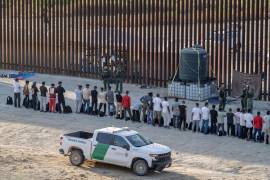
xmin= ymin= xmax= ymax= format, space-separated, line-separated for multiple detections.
xmin=65 ymin=131 xmax=93 ymax=139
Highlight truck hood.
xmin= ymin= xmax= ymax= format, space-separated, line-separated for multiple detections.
xmin=136 ymin=143 xmax=171 ymax=154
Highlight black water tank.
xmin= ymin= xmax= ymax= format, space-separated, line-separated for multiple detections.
xmin=179 ymin=45 xmax=208 ymax=82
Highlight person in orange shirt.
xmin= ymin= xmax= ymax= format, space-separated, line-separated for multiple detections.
xmin=122 ymin=91 xmax=132 ymax=121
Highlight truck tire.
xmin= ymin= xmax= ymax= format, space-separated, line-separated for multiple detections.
xmin=132 ymin=159 xmax=148 ymax=176
xmin=69 ymin=149 xmax=84 ymax=166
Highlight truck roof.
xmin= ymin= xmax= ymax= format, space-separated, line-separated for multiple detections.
xmin=97 ymin=127 xmax=137 ymax=136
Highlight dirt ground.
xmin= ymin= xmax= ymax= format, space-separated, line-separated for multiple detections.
xmin=0 ymin=72 xmax=270 ymax=180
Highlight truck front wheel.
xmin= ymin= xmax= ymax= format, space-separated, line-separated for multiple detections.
xmin=69 ymin=149 xmax=84 ymax=166
xmin=132 ymin=159 xmax=148 ymax=176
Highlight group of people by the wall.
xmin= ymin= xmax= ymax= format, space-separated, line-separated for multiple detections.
xmin=11 ymin=79 xmax=270 ymax=144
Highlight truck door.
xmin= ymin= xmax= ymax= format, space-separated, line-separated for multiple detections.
xmin=109 ymin=135 xmax=131 ymax=167
xmin=91 ymin=132 xmax=114 ymax=163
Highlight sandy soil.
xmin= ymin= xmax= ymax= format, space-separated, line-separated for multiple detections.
xmin=0 ymin=71 xmax=270 ymax=180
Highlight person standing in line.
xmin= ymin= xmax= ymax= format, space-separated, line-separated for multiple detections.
xmin=56 ymin=81 xmax=66 ymax=113
xmin=98 ymin=87 xmax=107 ymax=115
xmin=122 ymin=90 xmax=132 ymax=121
xmin=39 ymin=81 xmax=48 ymax=112
xmin=115 ymin=91 xmax=123 ymax=119
xmin=210 ymin=105 xmax=218 ymax=134
xmin=234 ymin=108 xmax=241 ymax=138
xmin=161 ymin=97 xmax=171 ymax=128
xmin=201 ymin=102 xmax=210 ymax=134
xmin=82 ymin=84 xmax=91 ymax=114
xmin=245 ymin=109 xmax=254 ymax=141
xmin=240 ymin=109 xmax=247 ymax=139
xmin=153 ymin=94 xmax=162 ymax=126
xmin=91 ymin=86 xmax=98 ymax=114
xmin=146 ymin=93 xmax=154 ymax=125
xmin=75 ymin=85 xmax=83 ymax=113
xmin=191 ymin=103 xmax=202 ymax=133
xmin=49 ymin=84 xmax=57 ymax=113
xmin=179 ymin=101 xmax=187 ymax=131
xmin=13 ymin=78 xmax=21 ymax=108
xmin=171 ymin=98 xmax=180 ymax=128
xmin=107 ymin=86 xmax=115 ymax=116
xmin=253 ymin=111 xmax=263 ymax=142
xmin=140 ymin=93 xmax=152 ymax=122
xmin=217 ymin=108 xmax=226 ymax=136
xmin=23 ymin=80 xmax=30 ymax=107
xmin=31 ymin=82 xmax=39 ymax=111
xmin=226 ymin=108 xmax=235 ymax=136
xmin=263 ymin=111 xmax=270 ymax=144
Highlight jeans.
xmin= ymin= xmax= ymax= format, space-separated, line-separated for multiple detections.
xmin=99 ymin=103 xmax=107 ymax=115
xmin=75 ymin=100 xmax=82 ymax=113
xmin=240 ymin=126 xmax=246 ymax=139
xmin=58 ymin=98 xmax=65 ymax=113
xmin=14 ymin=93 xmax=21 ymax=107
xmin=179 ymin=116 xmax=186 ymax=130
xmin=210 ymin=121 xmax=217 ymax=134
xmin=108 ymin=103 xmax=115 ymax=115
xmin=32 ymin=94 xmax=38 ymax=110
xmin=83 ymin=99 xmax=90 ymax=113
xmin=124 ymin=107 xmax=132 ymax=120
xmin=227 ymin=123 xmax=235 ymax=136
xmin=92 ymin=100 xmax=98 ymax=113
xmin=173 ymin=115 xmax=179 ymax=128
xmin=193 ymin=120 xmax=200 ymax=132
xmin=235 ymin=123 xmax=241 ymax=137
xmin=40 ymin=96 xmax=47 ymax=112
xmin=253 ymin=128 xmax=262 ymax=142
xmin=147 ymin=111 xmax=153 ymax=124
xmin=202 ymin=119 xmax=209 ymax=134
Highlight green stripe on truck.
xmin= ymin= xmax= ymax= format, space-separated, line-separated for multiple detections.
xmin=92 ymin=143 xmax=110 ymax=160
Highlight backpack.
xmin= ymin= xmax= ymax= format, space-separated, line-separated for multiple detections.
xmin=64 ymin=106 xmax=72 ymax=114
xmin=188 ymin=122 xmax=193 ymax=130
xmin=99 ymin=111 xmax=105 ymax=117
xmin=6 ymin=96 xmax=13 ymax=105
xmin=23 ymin=98 xmax=30 ymax=108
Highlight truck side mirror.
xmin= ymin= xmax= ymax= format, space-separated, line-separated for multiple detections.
xmin=123 ymin=144 xmax=130 ymax=151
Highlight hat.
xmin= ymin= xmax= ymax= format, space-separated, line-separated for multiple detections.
xmin=58 ymin=81 xmax=62 ymax=85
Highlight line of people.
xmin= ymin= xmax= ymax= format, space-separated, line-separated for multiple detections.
xmin=12 ymin=79 xmax=270 ymax=144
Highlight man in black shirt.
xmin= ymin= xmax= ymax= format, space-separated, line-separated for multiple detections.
xmin=227 ymin=108 xmax=235 ymax=136
xmin=179 ymin=101 xmax=187 ymax=130
xmin=91 ymin=86 xmax=98 ymax=114
xmin=32 ymin=82 xmax=39 ymax=111
xmin=210 ymin=104 xmax=218 ymax=134
xmin=40 ymin=81 xmax=48 ymax=112
xmin=56 ymin=81 xmax=66 ymax=113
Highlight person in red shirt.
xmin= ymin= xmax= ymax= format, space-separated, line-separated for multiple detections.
xmin=122 ymin=91 xmax=132 ymax=121
xmin=49 ymin=83 xmax=57 ymax=113
xmin=253 ymin=111 xmax=263 ymax=142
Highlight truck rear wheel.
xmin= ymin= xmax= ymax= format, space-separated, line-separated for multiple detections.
xmin=69 ymin=149 xmax=84 ymax=166
xmin=132 ymin=159 xmax=148 ymax=176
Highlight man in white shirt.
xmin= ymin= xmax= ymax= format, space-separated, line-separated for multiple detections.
xmin=82 ymin=84 xmax=91 ymax=114
xmin=201 ymin=102 xmax=210 ymax=134
xmin=153 ymin=94 xmax=162 ymax=126
xmin=98 ymin=87 xmax=107 ymax=115
xmin=161 ymin=97 xmax=170 ymax=128
xmin=245 ymin=109 xmax=254 ymax=140
xmin=13 ymin=78 xmax=21 ymax=108
xmin=263 ymin=111 xmax=270 ymax=144
xmin=192 ymin=103 xmax=202 ymax=133
xmin=234 ymin=108 xmax=241 ymax=138
xmin=75 ymin=85 xmax=83 ymax=113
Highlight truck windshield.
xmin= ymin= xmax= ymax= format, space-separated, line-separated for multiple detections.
xmin=126 ymin=134 xmax=152 ymax=147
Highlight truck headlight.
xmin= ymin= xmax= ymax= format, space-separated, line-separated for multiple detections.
xmin=149 ymin=154 xmax=158 ymax=159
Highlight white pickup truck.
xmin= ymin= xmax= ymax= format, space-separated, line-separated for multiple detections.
xmin=59 ymin=127 xmax=172 ymax=176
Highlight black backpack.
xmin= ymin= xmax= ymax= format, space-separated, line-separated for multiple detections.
xmin=6 ymin=96 xmax=13 ymax=105
xmin=99 ymin=111 xmax=105 ymax=117
xmin=23 ymin=98 xmax=30 ymax=108
xmin=64 ymin=106 xmax=72 ymax=114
